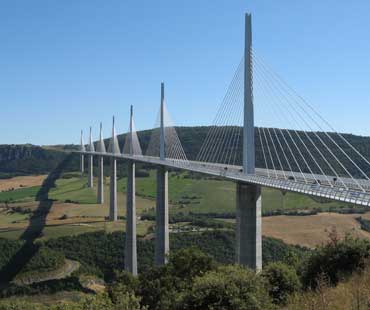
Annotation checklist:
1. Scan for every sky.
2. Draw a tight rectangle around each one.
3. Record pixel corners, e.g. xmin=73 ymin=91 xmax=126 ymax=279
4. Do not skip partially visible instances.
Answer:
xmin=1 ymin=0 xmax=370 ymax=145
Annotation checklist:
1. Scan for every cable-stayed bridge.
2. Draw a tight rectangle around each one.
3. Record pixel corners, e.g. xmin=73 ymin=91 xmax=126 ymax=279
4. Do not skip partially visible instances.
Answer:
xmin=74 ymin=13 xmax=370 ymax=276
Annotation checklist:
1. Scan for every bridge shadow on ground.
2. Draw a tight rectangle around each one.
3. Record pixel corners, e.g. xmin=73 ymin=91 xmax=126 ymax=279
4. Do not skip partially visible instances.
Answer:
xmin=0 ymin=155 xmax=73 ymax=285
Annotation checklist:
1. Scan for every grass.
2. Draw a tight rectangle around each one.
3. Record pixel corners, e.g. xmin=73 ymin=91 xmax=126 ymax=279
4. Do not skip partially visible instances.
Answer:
xmin=126 ymin=170 xmax=351 ymax=215
xmin=0 ymin=210 xmax=29 ymax=226
xmin=0 ymin=171 xmax=352 ymax=215
xmin=45 ymin=171 xmax=353 ymax=216
xmin=0 ymin=291 xmax=87 ymax=306
xmin=0 ymin=186 xmax=41 ymax=203
xmin=0 ymin=171 xmax=356 ymax=243
xmin=49 ymin=178 xmax=97 ymax=204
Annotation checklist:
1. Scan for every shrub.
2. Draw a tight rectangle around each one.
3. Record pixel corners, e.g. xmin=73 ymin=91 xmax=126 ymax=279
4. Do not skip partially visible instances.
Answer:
xmin=136 ymin=170 xmax=150 ymax=178
xmin=301 ymin=234 xmax=370 ymax=288
xmin=177 ymin=265 xmax=274 ymax=309
xmin=262 ymin=262 xmax=301 ymax=305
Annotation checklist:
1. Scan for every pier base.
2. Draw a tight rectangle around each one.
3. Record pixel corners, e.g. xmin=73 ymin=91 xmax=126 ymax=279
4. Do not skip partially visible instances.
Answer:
xmin=155 ymin=166 xmax=169 ymax=266
xmin=97 ymin=156 xmax=104 ymax=204
xmin=236 ymin=182 xmax=262 ymax=271
xmin=109 ymin=158 xmax=117 ymax=221
xmin=125 ymin=161 xmax=137 ymax=276
xmin=88 ymin=155 xmax=93 ymax=188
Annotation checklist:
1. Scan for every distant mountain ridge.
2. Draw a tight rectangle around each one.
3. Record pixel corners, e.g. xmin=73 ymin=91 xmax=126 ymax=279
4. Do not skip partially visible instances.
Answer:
xmin=0 ymin=126 xmax=369 ymax=178
xmin=0 ymin=144 xmax=70 ymax=178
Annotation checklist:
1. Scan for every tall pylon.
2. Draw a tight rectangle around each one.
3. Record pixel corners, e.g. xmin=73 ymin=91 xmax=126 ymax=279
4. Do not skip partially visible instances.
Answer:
xmin=109 ymin=116 xmax=119 ymax=221
xmin=125 ymin=105 xmax=138 ymax=276
xmin=97 ymin=122 xmax=106 ymax=204
xmin=155 ymin=82 xmax=169 ymax=266
xmin=80 ymin=130 xmax=85 ymax=175
xmin=236 ymin=13 xmax=262 ymax=271
xmin=87 ymin=126 xmax=95 ymax=188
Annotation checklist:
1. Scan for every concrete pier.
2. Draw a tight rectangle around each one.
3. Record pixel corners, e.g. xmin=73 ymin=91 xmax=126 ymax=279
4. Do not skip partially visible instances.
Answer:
xmin=87 ymin=127 xmax=95 ymax=188
xmin=97 ymin=122 xmax=106 ymax=204
xmin=125 ymin=160 xmax=137 ymax=275
xmin=109 ymin=157 xmax=117 ymax=221
xmin=154 ymin=83 xmax=169 ymax=266
xmin=80 ymin=130 xmax=85 ymax=175
xmin=236 ymin=13 xmax=262 ymax=271
xmin=236 ymin=182 xmax=262 ymax=271
xmin=97 ymin=156 xmax=104 ymax=204
xmin=155 ymin=165 xmax=169 ymax=265
xmin=88 ymin=155 xmax=93 ymax=188
xmin=108 ymin=117 xmax=119 ymax=222
xmin=80 ymin=154 xmax=84 ymax=175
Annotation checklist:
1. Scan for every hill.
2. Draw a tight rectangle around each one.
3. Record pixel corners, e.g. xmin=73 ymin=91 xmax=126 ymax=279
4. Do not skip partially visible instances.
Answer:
xmin=0 ymin=145 xmax=77 ymax=179
xmin=1 ymin=126 xmax=370 ymax=178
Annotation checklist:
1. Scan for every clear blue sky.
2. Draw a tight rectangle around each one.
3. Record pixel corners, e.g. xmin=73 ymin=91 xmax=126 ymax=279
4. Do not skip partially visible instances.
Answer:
xmin=1 ymin=0 xmax=370 ymax=145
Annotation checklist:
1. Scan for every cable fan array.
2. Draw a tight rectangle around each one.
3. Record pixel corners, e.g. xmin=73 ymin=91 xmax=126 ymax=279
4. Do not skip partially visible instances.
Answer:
xmin=122 ymin=118 xmax=143 ymax=156
xmin=196 ymin=51 xmax=370 ymax=192
xmin=145 ymin=100 xmax=188 ymax=165
xmin=196 ymin=58 xmax=244 ymax=167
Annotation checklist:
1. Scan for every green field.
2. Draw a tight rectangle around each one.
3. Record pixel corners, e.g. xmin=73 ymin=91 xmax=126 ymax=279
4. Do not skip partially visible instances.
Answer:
xmin=49 ymin=177 xmax=97 ymax=204
xmin=0 ymin=170 xmax=355 ymax=242
xmin=0 ymin=186 xmax=41 ymax=203
xmin=123 ymin=170 xmax=351 ymax=215
xmin=0 ymin=170 xmax=352 ymax=216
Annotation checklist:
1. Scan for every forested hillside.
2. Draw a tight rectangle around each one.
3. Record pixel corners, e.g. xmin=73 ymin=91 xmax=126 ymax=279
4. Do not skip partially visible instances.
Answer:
xmin=1 ymin=126 xmax=370 ymax=178
xmin=0 ymin=145 xmax=77 ymax=178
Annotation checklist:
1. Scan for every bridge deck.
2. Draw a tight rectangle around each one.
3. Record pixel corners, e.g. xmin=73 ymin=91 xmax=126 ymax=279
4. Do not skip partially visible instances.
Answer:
xmin=77 ymin=151 xmax=370 ymax=207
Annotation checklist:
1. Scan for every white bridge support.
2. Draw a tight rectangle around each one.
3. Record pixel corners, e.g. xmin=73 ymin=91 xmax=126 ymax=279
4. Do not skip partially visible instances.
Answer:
xmin=155 ymin=82 xmax=169 ymax=265
xmin=97 ymin=123 xmax=106 ymax=204
xmin=236 ymin=182 xmax=262 ymax=270
xmin=109 ymin=117 xmax=119 ymax=221
xmin=80 ymin=130 xmax=85 ymax=175
xmin=87 ymin=127 xmax=94 ymax=188
xmin=98 ymin=156 xmax=104 ymax=204
xmin=88 ymin=155 xmax=93 ymax=188
xmin=236 ymin=13 xmax=262 ymax=271
xmin=110 ymin=158 xmax=118 ymax=221
xmin=125 ymin=106 xmax=138 ymax=275
xmin=80 ymin=154 xmax=84 ymax=175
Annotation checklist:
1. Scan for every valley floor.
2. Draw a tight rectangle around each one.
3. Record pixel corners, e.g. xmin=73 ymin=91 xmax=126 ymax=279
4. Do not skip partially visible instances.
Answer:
xmin=0 ymin=171 xmax=369 ymax=247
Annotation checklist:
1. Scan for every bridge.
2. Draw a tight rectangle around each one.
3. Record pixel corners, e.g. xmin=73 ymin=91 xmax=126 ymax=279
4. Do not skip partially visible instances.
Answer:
xmin=74 ymin=13 xmax=370 ymax=276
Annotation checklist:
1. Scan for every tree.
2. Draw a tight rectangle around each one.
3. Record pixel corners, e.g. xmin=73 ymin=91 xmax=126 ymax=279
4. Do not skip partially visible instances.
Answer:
xmin=139 ymin=248 xmax=217 ymax=309
xmin=168 ymin=247 xmax=217 ymax=284
xmin=301 ymin=235 xmax=370 ymax=288
xmin=261 ymin=262 xmax=301 ymax=305
xmin=177 ymin=265 xmax=275 ymax=310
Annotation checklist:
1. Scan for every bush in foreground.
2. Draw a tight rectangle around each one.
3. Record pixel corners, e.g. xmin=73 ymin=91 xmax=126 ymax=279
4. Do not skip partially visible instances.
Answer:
xmin=301 ymin=234 xmax=370 ymax=288
xmin=262 ymin=262 xmax=301 ymax=305
xmin=177 ymin=265 xmax=275 ymax=310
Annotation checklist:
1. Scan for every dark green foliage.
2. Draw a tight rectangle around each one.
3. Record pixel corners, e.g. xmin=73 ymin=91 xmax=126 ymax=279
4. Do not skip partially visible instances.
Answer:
xmin=0 ymin=292 xmax=142 ymax=310
xmin=20 ymin=247 xmax=65 ymax=274
xmin=261 ymin=262 xmax=301 ymax=305
xmin=138 ymin=248 xmax=217 ymax=309
xmin=356 ymin=216 xmax=370 ymax=232
xmin=2 ymin=126 xmax=370 ymax=179
xmin=262 ymin=236 xmax=308 ymax=266
xmin=0 ymin=277 xmax=86 ymax=298
xmin=42 ymin=230 xmax=306 ymax=282
xmin=108 ymin=271 xmax=141 ymax=308
xmin=0 ymin=145 xmax=78 ymax=177
xmin=168 ymin=247 xmax=217 ymax=283
xmin=0 ymin=238 xmax=24 ymax=270
xmin=44 ymin=231 xmax=127 ymax=279
xmin=177 ymin=265 xmax=275 ymax=310
xmin=136 ymin=169 xmax=150 ymax=177
xmin=301 ymin=235 xmax=370 ymax=288
xmin=170 ymin=231 xmax=235 ymax=264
